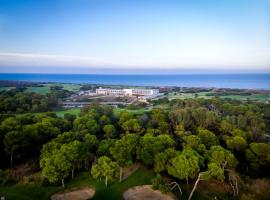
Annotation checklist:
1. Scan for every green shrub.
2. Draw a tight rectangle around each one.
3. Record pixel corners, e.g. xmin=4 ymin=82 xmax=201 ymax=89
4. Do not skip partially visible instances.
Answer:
xmin=18 ymin=173 xmax=44 ymax=186
xmin=0 ymin=169 xmax=13 ymax=185
xmin=151 ymin=174 xmax=170 ymax=193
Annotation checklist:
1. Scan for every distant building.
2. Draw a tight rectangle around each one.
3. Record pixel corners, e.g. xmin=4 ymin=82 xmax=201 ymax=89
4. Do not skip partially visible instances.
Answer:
xmin=123 ymin=88 xmax=159 ymax=96
xmin=96 ymin=87 xmax=159 ymax=97
xmin=96 ymin=88 xmax=125 ymax=95
xmin=78 ymin=90 xmax=96 ymax=96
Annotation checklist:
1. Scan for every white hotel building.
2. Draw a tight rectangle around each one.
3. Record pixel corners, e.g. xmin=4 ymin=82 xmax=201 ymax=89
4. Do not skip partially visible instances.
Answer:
xmin=96 ymin=87 xmax=159 ymax=97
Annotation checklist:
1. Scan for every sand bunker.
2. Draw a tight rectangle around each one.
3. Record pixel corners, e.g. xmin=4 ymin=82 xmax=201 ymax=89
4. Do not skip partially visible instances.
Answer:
xmin=123 ymin=185 xmax=175 ymax=200
xmin=51 ymin=187 xmax=95 ymax=200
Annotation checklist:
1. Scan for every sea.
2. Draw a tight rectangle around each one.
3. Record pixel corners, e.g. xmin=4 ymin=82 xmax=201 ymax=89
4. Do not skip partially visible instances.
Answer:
xmin=0 ymin=73 xmax=270 ymax=90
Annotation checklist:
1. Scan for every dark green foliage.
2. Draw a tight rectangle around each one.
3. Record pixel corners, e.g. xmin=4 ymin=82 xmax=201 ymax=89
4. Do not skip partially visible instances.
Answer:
xmin=0 ymin=95 xmax=269 ymax=197
xmin=197 ymin=129 xmax=219 ymax=149
xmin=97 ymin=139 xmax=116 ymax=157
xmin=136 ymin=134 xmax=175 ymax=165
xmin=91 ymin=156 xmax=119 ymax=186
xmin=154 ymin=148 xmax=179 ymax=173
xmin=151 ymin=174 xmax=170 ymax=193
xmin=110 ymin=134 xmax=139 ymax=167
xmin=103 ymin=124 xmax=116 ymax=138
xmin=0 ymin=89 xmax=59 ymax=113
xmin=245 ymin=143 xmax=270 ymax=173
xmin=226 ymin=136 xmax=247 ymax=151
xmin=122 ymin=119 xmax=142 ymax=134
xmin=0 ymin=169 xmax=13 ymax=185
xmin=0 ymin=114 xmax=71 ymax=168
xmin=167 ymin=148 xmax=202 ymax=182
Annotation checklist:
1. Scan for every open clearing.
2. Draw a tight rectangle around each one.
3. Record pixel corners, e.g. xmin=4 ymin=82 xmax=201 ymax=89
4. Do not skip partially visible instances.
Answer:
xmin=167 ymin=92 xmax=212 ymax=100
xmin=123 ymin=185 xmax=175 ymax=200
xmin=166 ymin=92 xmax=270 ymax=102
xmin=51 ymin=187 xmax=95 ymax=200
xmin=55 ymin=108 xmax=81 ymax=117
xmin=25 ymin=86 xmax=50 ymax=94
xmin=0 ymin=86 xmax=16 ymax=91
xmin=0 ymin=168 xmax=154 ymax=200
xmin=114 ymin=108 xmax=150 ymax=115
xmin=24 ymin=83 xmax=81 ymax=94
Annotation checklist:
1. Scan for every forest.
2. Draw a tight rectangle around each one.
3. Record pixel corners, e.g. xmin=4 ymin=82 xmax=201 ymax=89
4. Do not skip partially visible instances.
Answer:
xmin=0 ymin=85 xmax=74 ymax=113
xmin=0 ymin=88 xmax=270 ymax=200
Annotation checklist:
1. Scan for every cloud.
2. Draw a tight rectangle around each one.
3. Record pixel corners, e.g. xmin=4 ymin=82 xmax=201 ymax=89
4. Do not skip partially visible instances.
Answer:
xmin=0 ymin=51 xmax=269 ymax=73
xmin=0 ymin=52 xmax=112 ymax=67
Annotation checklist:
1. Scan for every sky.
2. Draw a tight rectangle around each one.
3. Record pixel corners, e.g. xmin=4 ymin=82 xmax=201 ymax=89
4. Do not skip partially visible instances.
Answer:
xmin=0 ymin=0 xmax=270 ymax=74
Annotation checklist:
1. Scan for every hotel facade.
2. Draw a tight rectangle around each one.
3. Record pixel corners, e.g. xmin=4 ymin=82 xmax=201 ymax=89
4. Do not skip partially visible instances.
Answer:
xmin=96 ymin=87 xmax=159 ymax=97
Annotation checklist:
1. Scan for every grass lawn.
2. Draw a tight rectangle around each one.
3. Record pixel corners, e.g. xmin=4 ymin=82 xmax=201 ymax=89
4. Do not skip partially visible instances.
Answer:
xmin=12 ymin=108 xmax=81 ymax=118
xmin=60 ymin=83 xmax=81 ymax=92
xmin=167 ymin=92 xmax=212 ymax=100
xmin=0 ymin=87 xmax=16 ymax=91
xmin=24 ymin=86 xmax=50 ymax=94
xmin=44 ymin=83 xmax=81 ymax=92
xmin=219 ymin=93 xmax=270 ymax=102
xmin=153 ymin=104 xmax=170 ymax=110
xmin=114 ymin=108 xmax=150 ymax=115
xmin=0 ymin=183 xmax=60 ymax=200
xmin=90 ymin=168 xmax=154 ymax=200
xmin=55 ymin=108 xmax=81 ymax=117
xmin=167 ymin=92 xmax=270 ymax=102
xmin=0 ymin=168 xmax=154 ymax=200
xmin=24 ymin=83 xmax=81 ymax=94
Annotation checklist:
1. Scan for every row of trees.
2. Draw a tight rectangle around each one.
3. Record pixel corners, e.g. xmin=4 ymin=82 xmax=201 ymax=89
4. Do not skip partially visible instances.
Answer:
xmin=40 ymin=132 xmax=98 ymax=187
xmin=40 ymin=102 xmax=270 ymax=189
xmin=0 ymin=113 xmax=71 ymax=168
xmin=0 ymin=89 xmax=59 ymax=113
xmin=1 ymin=98 xmax=270 ymax=199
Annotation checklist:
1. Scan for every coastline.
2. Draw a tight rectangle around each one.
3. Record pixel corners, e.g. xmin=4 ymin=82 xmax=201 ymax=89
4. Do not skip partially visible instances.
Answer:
xmin=0 ymin=73 xmax=270 ymax=90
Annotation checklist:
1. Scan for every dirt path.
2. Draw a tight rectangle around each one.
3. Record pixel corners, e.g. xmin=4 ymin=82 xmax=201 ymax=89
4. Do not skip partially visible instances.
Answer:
xmin=123 ymin=185 xmax=175 ymax=200
xmin=122 ymin=163 xmax=141 ymax=180
xmin=51 ymin=187 xmax=95 ymax=200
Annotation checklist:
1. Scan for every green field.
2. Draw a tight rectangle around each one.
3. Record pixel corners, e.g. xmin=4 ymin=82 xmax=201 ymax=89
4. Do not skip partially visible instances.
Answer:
xmin=24 ymin=83 xmax=81 ymax=94
xmin=92 ymin=168 xmax=154 ymax=199
xmin=114 ymin=108 xmax=151 ymax=115
xmin=55 ymin=108 xmax=81 ymax=117
xmin=0 ymin=87 xmax=16 ymax=91
xmin=167 ymin=92 xmax=270 ymax=102
xmin=219 ymin=93 xmax=270 ymax=102
xmin=13 ymin=108 xmax=81 ymax=118
xmin=24 ymin=86 xmax=51 ymax=94
xmin=0 ymin=168 xmax=154 ymax=200
xmin=167 ymin=92 xmax=212 ymax=100
xmin=44 ymin=83 xmax=81 ymax=92
xmin=60 ymin=83 xmax=81 ymax=92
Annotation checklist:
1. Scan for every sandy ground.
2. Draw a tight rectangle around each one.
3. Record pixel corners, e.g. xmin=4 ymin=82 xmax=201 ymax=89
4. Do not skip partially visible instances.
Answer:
xmin=51 ymin=187 xmax=95 ymax=200
xmin=123 ymin=185 xmax=175 ymax=200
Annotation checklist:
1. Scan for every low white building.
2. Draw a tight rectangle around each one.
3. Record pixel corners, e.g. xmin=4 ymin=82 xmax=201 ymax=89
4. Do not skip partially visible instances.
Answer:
xmin=78 ymin=90 xmax=96 ymax=96
xmin=123 ymin=88 xmax=159 ymax=96
xmin=96 ymin=88 xmax=125 ymax=95
xmin=96 ymin=87 xmax=159 ymax=97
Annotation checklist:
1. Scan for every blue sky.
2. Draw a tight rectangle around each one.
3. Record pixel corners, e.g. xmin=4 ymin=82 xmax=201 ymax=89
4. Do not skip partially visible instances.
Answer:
xmin=0 ymin=0 xmax=269 ymax=73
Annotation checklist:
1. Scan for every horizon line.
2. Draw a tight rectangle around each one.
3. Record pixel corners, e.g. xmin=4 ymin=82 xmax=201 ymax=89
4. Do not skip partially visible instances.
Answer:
xmin=0 ymin=71 xmax=270 ymax=75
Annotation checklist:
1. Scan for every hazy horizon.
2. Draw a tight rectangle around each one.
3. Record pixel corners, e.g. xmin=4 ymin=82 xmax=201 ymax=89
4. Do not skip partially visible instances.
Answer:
xmin=0 ymin=68 xmax=270 ymax=75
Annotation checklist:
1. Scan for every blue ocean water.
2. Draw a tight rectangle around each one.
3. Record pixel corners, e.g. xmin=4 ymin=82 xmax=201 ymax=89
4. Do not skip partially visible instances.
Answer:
xmin=0 ymin=73 xmax=269 ymax=89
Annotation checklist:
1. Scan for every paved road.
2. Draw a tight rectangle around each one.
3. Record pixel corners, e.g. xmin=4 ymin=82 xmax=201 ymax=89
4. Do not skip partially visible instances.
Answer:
xmin=62 ymin=101 xmax=132 ymax=108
